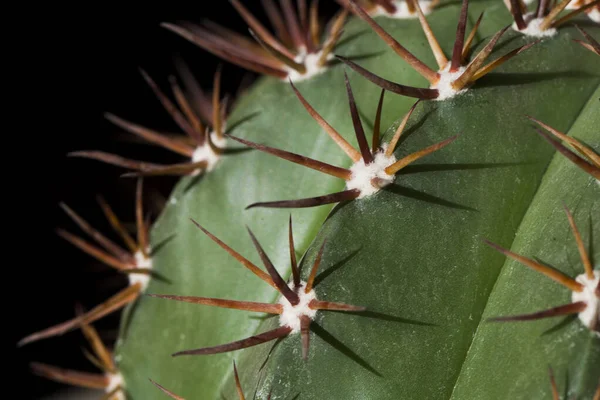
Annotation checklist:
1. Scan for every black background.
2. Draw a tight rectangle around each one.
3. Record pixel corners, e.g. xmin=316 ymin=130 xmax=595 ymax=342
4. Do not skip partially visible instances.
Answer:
xmin=16 ymin=2 xmax=338 ymax=399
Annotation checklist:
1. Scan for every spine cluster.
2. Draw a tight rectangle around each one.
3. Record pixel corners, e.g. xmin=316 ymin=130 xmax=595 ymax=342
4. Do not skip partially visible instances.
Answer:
xmin=19 ymin=1 xmax=599 ymax=399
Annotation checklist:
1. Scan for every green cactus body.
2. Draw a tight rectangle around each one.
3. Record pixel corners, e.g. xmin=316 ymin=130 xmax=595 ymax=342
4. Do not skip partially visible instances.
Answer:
xmin=23 ymin=0 xmax=600 ymax=399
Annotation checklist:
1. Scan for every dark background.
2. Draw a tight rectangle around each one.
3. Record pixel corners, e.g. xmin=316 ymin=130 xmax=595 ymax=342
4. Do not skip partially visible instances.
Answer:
xmin=16 ymin=2 xmax=338 ymax=399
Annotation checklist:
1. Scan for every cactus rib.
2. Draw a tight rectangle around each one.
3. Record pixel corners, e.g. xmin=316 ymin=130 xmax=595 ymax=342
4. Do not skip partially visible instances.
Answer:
xmin=71 ymin=64 xmax=230 ymax=177
xmin=161 ymin=1 xmax=348 ymax=81
xmin=485 ymin=206 xmax=599 ymax=332
xmin=147 ymin=217 xmax=365 ymax=360
xmin=231 ymin=74 xmax=456 ymax=210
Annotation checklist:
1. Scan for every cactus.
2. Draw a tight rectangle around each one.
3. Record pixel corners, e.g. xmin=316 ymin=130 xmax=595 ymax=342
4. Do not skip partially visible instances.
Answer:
xmin=21 ymin=0 xmax=599 ymax=399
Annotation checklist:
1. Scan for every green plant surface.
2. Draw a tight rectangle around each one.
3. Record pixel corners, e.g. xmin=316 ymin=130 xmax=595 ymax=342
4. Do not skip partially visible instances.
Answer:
xmin=449 ymin=85 xmax=600 ymax=400
xmin=227 ymin=41 xmax=599 ymax=399
xmin=113 ymin=6 xmax=467 ymax=397
xmin=114 ymin=2 xmax=600 ymax=398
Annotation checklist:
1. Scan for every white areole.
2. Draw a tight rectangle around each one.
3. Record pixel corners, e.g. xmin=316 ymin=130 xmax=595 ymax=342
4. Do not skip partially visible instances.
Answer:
xmin=346 ymin=145 xmax=397 ymax=198
xmin=129 ymin=250 xmax=153 ymax=291
xmin=431 ymin=64 xmax=468 ymax=101
xmin=512 ymin=14 xmax=557 ymax=38
xmin=278 ymin=281 xmax=318 ymax=333
xmin=572 ymin=270 xmax=599 ymax=333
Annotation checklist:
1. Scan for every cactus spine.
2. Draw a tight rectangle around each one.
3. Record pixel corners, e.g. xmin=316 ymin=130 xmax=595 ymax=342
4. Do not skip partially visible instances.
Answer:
xmin=21 ymin=0 xmax=599 ymax=399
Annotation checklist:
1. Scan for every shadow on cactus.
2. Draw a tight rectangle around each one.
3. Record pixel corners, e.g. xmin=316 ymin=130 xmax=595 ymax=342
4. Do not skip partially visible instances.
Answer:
xmin=147 ymin=216 xmax=366 ymax=360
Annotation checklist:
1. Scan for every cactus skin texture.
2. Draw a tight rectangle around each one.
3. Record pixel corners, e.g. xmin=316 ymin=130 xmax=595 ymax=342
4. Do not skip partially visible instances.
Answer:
xmin=22 ymin=0 xmax=600 ymax=399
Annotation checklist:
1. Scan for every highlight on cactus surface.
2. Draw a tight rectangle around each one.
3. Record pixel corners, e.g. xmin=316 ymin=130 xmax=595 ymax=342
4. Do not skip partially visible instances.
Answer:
xmin=70 ymin=64 xmax=232 ymax=178
xmin=161 ymin=0 xmax=348 ymax=81
xmin=19 ymin=179 xmax=152 ymax=347
xmin=485 ymin=206 xmax=599 ymax=333
xmin=229 ymin=74 xmax=457 ymax=209
xmin=30 ymin=320 xmax=125 ymax=400
xmin=336 ymin=0 xmax=540 ymax=100
xmin=147 ymin=216 xmax=366 ymax=360
xmin=504 ymin=0 xmax=600 ymax=37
